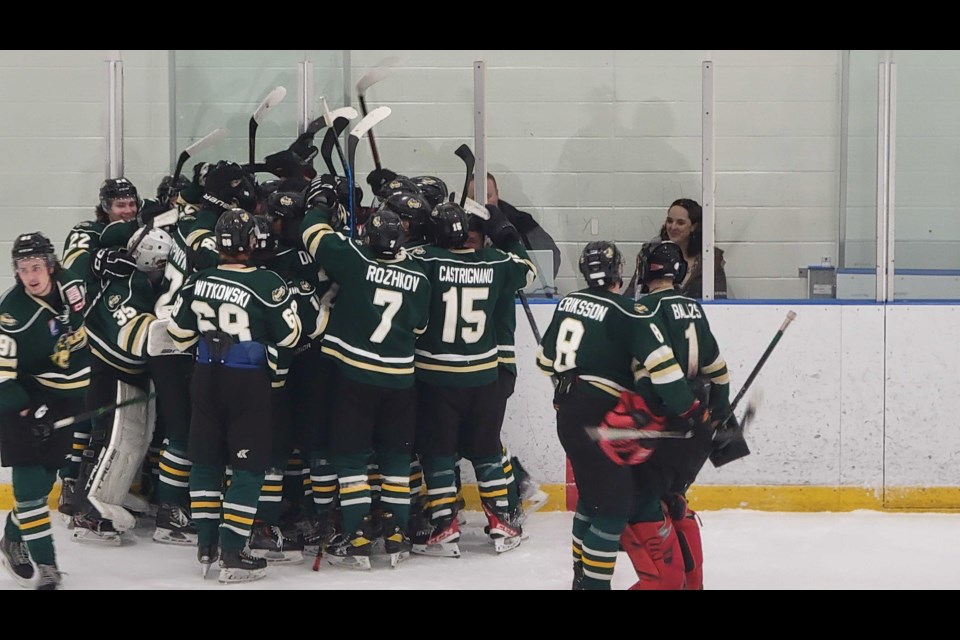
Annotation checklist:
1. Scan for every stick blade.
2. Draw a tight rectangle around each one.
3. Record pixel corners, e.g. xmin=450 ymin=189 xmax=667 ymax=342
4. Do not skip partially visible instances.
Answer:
xmin=184 ymin=127 xmax=229 ymax=156
xmin=253 ymin=86 xmax=287 ymax=124
xmin=349 ymin=106 xmax=392 ymax=140
xmin=356 ymin=56 xmax=401 ymax=95
xmin=454 ymin=143 xmax=474 ymax=164
xmin=463 ymin=197 xmax=490 ymax=220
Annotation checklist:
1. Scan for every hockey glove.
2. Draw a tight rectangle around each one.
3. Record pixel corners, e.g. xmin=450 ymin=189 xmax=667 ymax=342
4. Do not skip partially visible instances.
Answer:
xmin=306 ymin=174 xmax=340 ymax=209
xmin=28 ymin=404 xmax=55 ymax=443
xmin=482 ymin=204 xmax=521 ymax=248
xmin=337 ymin=178 xmax=363 ymax=210
xmin=366 ymin=167 xmax=398 ymax=196
xmin=92 ymin=248 xmax=136 ymax=280
xmin=596 ymin=390 xmax=666 ymax=466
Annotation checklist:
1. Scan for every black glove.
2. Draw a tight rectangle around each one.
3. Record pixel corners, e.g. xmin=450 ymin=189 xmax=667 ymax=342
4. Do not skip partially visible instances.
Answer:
xmin=336 ymin=178 xmax=363 ymax=209
xmin=28 ymin=404 xmax=56 ymax=443
xmin=92 ymin=247 xmax=136 ymax=280
xmin=366 ymin=168 xmax=398 ymax=195
xmin=264 ymin=149 xmax=316 ymax=180
xmin=482 ymin=204 xmax=521 ymax=248
xmin=201 ymin=160 xmax=256 ymax=212
xmin=137 ymin=200 xmax=167 ymax=228
xmin=306 ymin=174 xmax=340 ymax=209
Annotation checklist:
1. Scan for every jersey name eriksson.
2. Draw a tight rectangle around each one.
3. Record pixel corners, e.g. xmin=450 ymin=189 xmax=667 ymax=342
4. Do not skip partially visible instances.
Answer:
xmin=558 ymin=297 xmax=609 ymax=322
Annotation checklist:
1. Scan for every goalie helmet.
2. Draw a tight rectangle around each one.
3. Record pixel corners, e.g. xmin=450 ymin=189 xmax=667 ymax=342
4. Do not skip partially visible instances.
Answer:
xmin=127 ymin=226 xmax=174 ymax=273
xmin=579 ymin=241 xmax=623 ymax=289
xmin=100 ymin=178 xmax=140 ymax=211
xmin=411 ymin=176 xmax=449 ymax=209
xmin=429 ymin=202 xmax=469 ymax=249
xmin=215 ymin=208 xmax=258 ymax=255
xmin=363 ymin=210 xmax=404 ymax=259
xmin=379 ymin=192 xmax=432 ymax=241
xmin=638 ymin=239 xmax=686 ymax=286
xmin=12 ymin=232 xmax=57 ymax=272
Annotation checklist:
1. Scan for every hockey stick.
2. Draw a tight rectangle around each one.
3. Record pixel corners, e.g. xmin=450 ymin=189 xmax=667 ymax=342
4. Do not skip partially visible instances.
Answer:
xmin=53 ymin=392 xmax=158 ymax=431
xmin=356 ymin=56 xmax=400 ymax=170
xmin=172 ymin=127 xmax=229 ymax=186
xmin=346 ymin=106 xmax=392 ymax=234
xmin=454 ymin=144 xmax=475 ymax=208
xmin=319 ymin=107 xmax=358 ymax=176
xmin=586 ymin=311 xmax=796 ymax=443
xmin=248 ymin=86 xmax=287 ymax=165
xmin=321 ymin=97 xmax=352 ymax=177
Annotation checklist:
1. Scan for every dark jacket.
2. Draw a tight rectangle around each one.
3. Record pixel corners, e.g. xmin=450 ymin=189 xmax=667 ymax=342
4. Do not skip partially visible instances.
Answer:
xmin=498 ymin=199 xmax=561 ymax=279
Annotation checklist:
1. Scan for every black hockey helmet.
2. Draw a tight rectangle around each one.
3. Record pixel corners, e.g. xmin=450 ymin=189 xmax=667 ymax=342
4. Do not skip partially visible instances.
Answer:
xmin=638 ymin=239 xmax=687 ymax=285
xmin=266 ymin=191 xmax=308 ymax=248
xmin=100 ymin=177 xmax=140 ymax=211
xmin=378 ymin=175 xmax=420 ymax=199
xmin=579 ymin=240 xmax=623 ymax=289
xmin=156 ymin=174 xmax=191 ymax=205
xmin=380 ymin=192 xmax=432 ymax=240
xmin=429 ymin=202 xmax=469 ymax=249
xmin=411 ymin=176 xmax=449 ymax=209
xmin=214 ymin=208 xmax=258 ymax=255
xmin=363 ymin=209 xmax=404 ymax=259
xmin=12 ymin=231 xmax=57 ymax=270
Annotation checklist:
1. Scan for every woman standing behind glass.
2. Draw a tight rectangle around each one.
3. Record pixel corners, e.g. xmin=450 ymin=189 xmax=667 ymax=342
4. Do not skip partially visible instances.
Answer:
xmin=624 ymin=198 xmax=728 ymax=299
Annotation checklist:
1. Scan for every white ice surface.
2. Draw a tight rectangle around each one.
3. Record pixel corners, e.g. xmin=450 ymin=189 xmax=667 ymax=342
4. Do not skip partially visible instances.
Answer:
xmin=2 ymin=509 xmax=958 ymax=590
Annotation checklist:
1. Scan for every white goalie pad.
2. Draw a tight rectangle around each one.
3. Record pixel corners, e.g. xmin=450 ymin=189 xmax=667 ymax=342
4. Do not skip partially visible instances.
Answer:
xmin=87 ymin=381 xmax=156 ymax=532
xmin=146 ymin=317 xmax=182 ymax=357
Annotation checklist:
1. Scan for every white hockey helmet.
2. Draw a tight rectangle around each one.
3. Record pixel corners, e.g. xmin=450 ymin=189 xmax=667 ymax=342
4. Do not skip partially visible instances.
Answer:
xmin=127 ymin=226 xmax=173 ymax=273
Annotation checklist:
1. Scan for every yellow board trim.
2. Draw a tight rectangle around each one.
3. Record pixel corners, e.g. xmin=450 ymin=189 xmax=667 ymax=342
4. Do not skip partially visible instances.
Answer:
xmin=8 ymin=483 xmax=960 ymax=513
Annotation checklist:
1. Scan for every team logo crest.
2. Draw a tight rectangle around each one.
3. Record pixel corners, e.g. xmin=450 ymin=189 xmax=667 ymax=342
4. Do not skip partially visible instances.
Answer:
xmin=0 ymin=314 xmax=17 ymax=328
xmin=388 ymin=180 xmax=402 ymax=189
xmin=299 ymin=280 xmax=313 ymax=293
xmin=408 ymin=198 xmax=422 ymax=208
xmin=604 ymin=246 xmax=615 ymax=259
xmin=107 ymin=294 xmax=121 ymax=310
xmin=372 ymin=216 xmax=382 ymax=228
xmin=280 ymin=195 xmax=293 ymax=206
xmin=634 ymin=304 xmax=648 ymax=314
xmin=272 ymin=287 xmax=285 ymax=302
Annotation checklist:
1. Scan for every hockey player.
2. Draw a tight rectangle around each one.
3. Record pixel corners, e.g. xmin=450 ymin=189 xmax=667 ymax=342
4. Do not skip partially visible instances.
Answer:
xmin=606 ymin=240 xmax=732 ymax=590
xmin=57 ymin=178 xmax=139 ymax=510
xmin=167 ymin=208 xmax=301 ymax=584
xmin=537 ymin=241 xmax=700 ymax=589
xmin=408 ymin=202 xmax=535 ymax=557
xmin=301 ymin=190 xmax=431 ymax=570
xmin=0 ymin=233 xmax=90 ymax=590
xmin=74 ymin=226 xmax=172 ymax=543
xmin=63 ymin=178 xmax=140 ymax=295
xmin=410 ymin=176 xmax=448 ymax=210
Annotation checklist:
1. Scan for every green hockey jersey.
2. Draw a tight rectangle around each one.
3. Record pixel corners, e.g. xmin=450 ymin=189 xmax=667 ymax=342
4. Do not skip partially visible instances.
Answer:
xmin=62 ymin=219 xmax=105 ymax=297
xmin=168 ymin=264 xmax=301 ymax=387
xmin=0 ymin=269 xmax=90 ymax=411
xmin=301 ymin=208 xmax=431 ymax=388
xmin=410 ymin=242 xmax=535 ymax=388
xmin=84 ymin=270 xmax=161 ymax=375
xmin=632 ymin=288 xmax=730 ymax=416
xmin=264 ymin=245 xmax=331 ymax=349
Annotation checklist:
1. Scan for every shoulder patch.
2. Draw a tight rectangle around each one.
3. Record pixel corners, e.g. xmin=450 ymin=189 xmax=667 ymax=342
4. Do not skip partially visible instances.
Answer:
xmin=634 ymin=304 xmax=648 ymax=314
xmin=0 ymin=313 xmax=17 ymax=328
xmin=107 ymin=294 xmax=121 ymax=310
xmin=299 ymin=280 xmax=313 ymax=293
xmin=409 ymin=246 xmax=426 ymax=257
xmin=272 ymin=286 xmax=286 ymax=302
xmin=64 ymin=284 xmax=84 ymax=312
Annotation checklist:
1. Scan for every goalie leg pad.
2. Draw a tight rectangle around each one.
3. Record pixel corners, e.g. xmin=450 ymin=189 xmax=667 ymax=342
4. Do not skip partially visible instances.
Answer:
xmin=673 ymin=510 xmax=704 ymax=590
xmin=87 ymin=381 xmax=156 ymax=532
xmin=620 ymin=517 xmax=685 ymax=590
